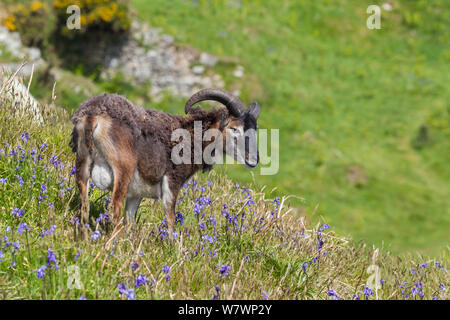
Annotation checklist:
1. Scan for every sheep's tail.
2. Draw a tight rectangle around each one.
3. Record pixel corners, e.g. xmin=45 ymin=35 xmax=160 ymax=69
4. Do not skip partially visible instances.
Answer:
xmin=69 ymin=115 xmax=95 ymax=154
xmin=69 ymin=126 xmax=78 ymax=153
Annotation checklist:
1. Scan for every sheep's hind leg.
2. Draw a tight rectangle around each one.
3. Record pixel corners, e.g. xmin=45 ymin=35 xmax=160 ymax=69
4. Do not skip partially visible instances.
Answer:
xmin=75 ymin=150 xmax=92 ymax=241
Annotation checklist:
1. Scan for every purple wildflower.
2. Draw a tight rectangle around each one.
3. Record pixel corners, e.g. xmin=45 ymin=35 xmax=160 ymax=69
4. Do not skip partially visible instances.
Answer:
xmin=302 ymin=262 xmax=308 ymax=272
xmin=131 ymin=261 xmax=139 ymax=272
xmin=134 ymin=274 xmax=148 ymax=288
xmin=363 ymin=286 xmax=374 ymax=299
xmin=328 ymin=289 xmax=339 ymax=300
xmin=20 ymin=133 xmax=30 ymax=143
xmin=37 ymin=265 xmax=46 ymax=279
xmin=46 ymin=248 xmax=59 ymax=269
xmin=75 ymin=251 xmax=82 ymax=261
xmin=219 ymin=264 xmax=231 ymax=277
xmin=117 ymin=283 xmax=127 ymax=295
xmin=162 ymin=264 xmax=171 ymax=281
xmin=10 ymin=208 xmax=25 ymax=217
xmin=91 ymin=230 xmax=101 ymax=241
xmin=17 ymin=223 xmax=30 ymax=235
xmin=125 ymin=289 xmax=136 ymax=300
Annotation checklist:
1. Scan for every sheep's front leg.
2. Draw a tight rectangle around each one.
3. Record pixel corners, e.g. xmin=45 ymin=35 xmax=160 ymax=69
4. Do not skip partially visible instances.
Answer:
xmin=161 ymin=176 xmax=178 ymax=239
xmin=125 ymin=196 xmax=142 ymax=225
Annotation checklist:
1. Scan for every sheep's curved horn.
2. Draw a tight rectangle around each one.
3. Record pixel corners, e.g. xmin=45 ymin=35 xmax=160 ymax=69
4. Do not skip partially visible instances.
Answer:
xmin=185 ymin=89 xmax=245 ymax=117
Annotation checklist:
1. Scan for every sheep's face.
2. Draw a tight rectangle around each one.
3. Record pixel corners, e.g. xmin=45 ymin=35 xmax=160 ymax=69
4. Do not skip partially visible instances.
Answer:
xmin=223 ymin=102 xmax=261 ymax=168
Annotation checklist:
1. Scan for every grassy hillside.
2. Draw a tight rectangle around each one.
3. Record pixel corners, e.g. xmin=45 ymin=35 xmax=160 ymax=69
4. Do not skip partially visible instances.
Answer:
xmin=0 ymin=79 xmax=448 ymax=299
xmin=130 ymin=0 xmax=450 ymax=256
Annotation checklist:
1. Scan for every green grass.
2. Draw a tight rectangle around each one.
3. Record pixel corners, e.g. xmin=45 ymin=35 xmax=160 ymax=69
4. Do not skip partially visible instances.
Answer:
xmin=130 ymin=0 xmax=450 ymax=256
xmin=0 ymin=83 xmax=448 ymax=300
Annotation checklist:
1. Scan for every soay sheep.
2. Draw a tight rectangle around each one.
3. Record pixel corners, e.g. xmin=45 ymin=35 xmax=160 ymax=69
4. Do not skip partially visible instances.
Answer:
xmin=70 ymin=89 xmax=261 ymax=239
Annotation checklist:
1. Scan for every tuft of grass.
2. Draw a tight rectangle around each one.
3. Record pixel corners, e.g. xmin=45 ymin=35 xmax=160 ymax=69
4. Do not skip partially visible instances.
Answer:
xmin=0 ymin=71 xmax=448 ymax=300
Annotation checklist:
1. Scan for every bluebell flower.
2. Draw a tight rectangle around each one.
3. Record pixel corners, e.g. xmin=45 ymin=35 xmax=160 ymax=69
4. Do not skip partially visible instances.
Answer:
xmin=75 ymin=251 xmax=82 ymax=261
xmin=17 ymin=223 xmax=30 ymax=235
xmin=175 ymin=212 xmax=184 ymax=226
xmin=91 ymin=231 xmax=101 ymax=241
xmin=12 ymin=240 xmax=20 ymax=251
xmin=117 ymin=283 xmax=127 ymax=295
xmin=20 ymin=133 xmax=30 ymax=143
xmin=77 ymin=296 xmax=87 ymax=300
xmin=261 ymin=290 xmax=270 ymax=300
xmin=219 ymin=264 xmax=231 ymax=277
xmin=162 ymin=264 xmax=171 ymax=281
xmin=46 ymin=248 xmax=59 ymax=269
xmin=327 ymin=289 xmax=339 ymax=300
xmin=37 ymin=265 xmax=46 ymax=279
xmin=125 ymin=289 xmax=136 ymax=300
xmin=318 ymin=224 xmax=330 ymax=232
xmin=363 ymin=286 xmax=374 ymax=299
xmin=70 ymin=167 xmax=76 ymax=175
xmin=134 ymin=274 xmax=148 ymax=288
xmin=40 ymin=224 xmax=56 ymax=237
xmin=131 ymin=261 xmax=139 ymax=272
xmin=208 ymin=216 xmax=217 ymax=228
xmin=302 ymin=262 xmax=308 ymax=272
xmin=3 ymin=235 xmax=11 ymax=248
xmin=10 ymin=208 xmax=25 ymax=217
xmin=0 ymin=177 xmax=7 ymax=185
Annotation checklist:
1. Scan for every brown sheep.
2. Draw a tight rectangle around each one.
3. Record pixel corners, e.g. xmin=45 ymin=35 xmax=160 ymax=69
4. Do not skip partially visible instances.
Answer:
xmin=70 ymin=89 xmax=261 ymax=240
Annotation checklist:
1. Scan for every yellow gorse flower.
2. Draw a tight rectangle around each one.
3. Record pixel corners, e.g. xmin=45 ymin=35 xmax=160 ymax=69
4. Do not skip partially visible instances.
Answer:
xmin=30 ymin=1 xmax=43 ymax=12
xmin=4 ymin=15 xmax=17 ymax=31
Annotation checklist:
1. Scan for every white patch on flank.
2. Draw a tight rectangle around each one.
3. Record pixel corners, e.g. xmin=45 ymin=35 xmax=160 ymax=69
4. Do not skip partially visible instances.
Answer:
xmin=127 ymin=169 xmax=161 ymax=199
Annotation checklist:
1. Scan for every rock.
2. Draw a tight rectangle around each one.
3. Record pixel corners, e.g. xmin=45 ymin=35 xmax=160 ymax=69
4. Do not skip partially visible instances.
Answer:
xmin=192 ymin=65 xmax=205 ymax=75
xmin=99 ymin=20 xmax=226 ymax=99
xmin=381 ymin=2 xmax=393 ymax=11
xmin=233 ymin=65 xmax=244 ymax=78
xmin=0 ymin=27 xmax=45 ymax=72
xmin=199 ymin=52 xmax=218 ymax=67
xmin=1 ymin=77 xmax=42 ymax=123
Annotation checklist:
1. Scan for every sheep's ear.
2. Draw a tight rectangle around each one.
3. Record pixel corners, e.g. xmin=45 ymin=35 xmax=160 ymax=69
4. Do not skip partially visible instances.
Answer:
xmin=219 ymin=112 xmax=230 ymax=131
xmin=248 ymin=102 xmax=261 ymax=119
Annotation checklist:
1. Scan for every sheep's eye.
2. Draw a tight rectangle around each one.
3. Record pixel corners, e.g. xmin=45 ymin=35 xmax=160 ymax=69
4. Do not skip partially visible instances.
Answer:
xmin=230 ymin=127 xmax=239 ymax=133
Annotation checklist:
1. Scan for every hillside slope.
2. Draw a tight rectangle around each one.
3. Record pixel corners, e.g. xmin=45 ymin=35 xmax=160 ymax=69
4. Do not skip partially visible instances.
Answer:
xmin=0 ymin=77 xmax=448 ymax=299
xmin=131 ymin=0 xmax=450 ymax=255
